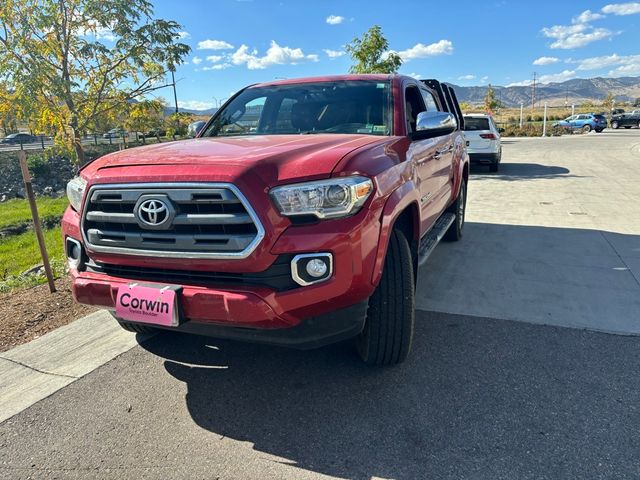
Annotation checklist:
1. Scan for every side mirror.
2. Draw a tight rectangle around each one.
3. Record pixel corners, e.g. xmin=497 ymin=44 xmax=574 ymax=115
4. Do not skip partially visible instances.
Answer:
xmin=412 ymin=111 xmax=457 ymax=140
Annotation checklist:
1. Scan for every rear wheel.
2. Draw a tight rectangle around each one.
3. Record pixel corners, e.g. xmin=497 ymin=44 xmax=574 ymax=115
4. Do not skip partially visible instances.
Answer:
xmin=356 ymin=229 xmax=414 ymax=366
xmin=582 ymin=124 xmax=592 ymax=133
xmin=444 ymin=178 xmax=467 ymax=241
xmin=611 ymin=120 xmax=619 ymax=129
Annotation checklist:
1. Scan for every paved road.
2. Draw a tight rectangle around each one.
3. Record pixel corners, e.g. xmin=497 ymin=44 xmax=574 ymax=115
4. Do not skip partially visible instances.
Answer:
xmin=1 ymin=130 xmax=640 ymax=479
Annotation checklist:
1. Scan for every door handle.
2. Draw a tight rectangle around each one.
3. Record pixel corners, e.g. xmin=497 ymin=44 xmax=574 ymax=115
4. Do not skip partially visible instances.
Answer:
xmin=434 ymin=144 xmax=453 ymax=159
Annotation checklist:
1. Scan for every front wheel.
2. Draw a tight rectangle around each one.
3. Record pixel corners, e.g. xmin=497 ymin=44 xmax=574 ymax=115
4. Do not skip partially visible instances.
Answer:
xmin=356 ymin=229 xmax=415 ymax=366
xmin=611 ymin=121 xmax=619 ymax=129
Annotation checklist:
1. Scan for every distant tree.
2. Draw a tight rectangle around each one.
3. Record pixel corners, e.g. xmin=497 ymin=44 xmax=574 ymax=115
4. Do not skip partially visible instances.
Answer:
xmin=126 ymin=99 xmax=165 ymax=138
xmin=633 ymin=98 xmax=640 ymax=108
xmin=165 ymin=111 xmax=194 ymax=138
xmin=601 ymin=92 xmax=615 ymax=111
xmin=483 ymin=85 xmax=501 ymax=114
xmin=458 ymin=101 xmax=473 ymax=112
xmin=346 ymin=26 xmax=402 ymax=74
xmin=0 ymin=83 xmax=18 ymax=136
xmin=0 ymin=0 xmax=190 ymax=163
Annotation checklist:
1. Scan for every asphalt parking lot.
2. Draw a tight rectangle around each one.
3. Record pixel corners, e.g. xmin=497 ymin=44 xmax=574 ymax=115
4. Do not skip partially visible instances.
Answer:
xmin=1 ymin=130 xmax=640 ymax=480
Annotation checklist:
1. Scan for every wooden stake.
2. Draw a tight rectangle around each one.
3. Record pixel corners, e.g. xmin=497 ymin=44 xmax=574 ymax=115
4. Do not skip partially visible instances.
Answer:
xmin=18 ymin=151 xmax=56 ymax=293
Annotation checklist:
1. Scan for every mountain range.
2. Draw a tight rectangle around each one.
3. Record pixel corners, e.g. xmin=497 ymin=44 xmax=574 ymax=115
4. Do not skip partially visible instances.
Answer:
xmin=447 ymin=76 xmax=640 ymax=108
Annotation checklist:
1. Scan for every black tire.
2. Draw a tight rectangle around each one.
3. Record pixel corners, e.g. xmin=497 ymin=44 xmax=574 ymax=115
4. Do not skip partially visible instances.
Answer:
xmin=582 ymin=124 xmax=592 ymax=133
xmin=625 ymin=126 xmax=631 ymax=129
xmin=117 ymin=320 xmax=156 ymax=334
xmin=444 ymin=178 xmax=467 ymax=241
xmin=611 ymin=121 xmax=619 ymax=129
xmin=638 ymin=121 xmax=640 ymax=129
xmin=356 ymin=229 xmax=414 ymax=366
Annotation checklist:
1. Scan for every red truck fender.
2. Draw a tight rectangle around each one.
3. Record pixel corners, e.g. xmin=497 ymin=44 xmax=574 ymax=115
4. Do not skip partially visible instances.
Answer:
xmin=371 ymin=180 xmax=420 ymax=286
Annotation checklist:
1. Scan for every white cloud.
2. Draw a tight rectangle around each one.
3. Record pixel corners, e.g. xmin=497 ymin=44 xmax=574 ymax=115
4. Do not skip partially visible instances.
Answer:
xmin=572 ymin=10 xmax=605 ymax=23
xmin=539 ymin=70 xmax=578 ymax=83
xmin=458 ymin=74 xmax=476 ymax=80
xmin=203 ymin=63 xmax=232 ymax=71
xmin=206 ymin=55 xmax=224 ymax=63
xmin=506 ymin=70 xmax=578 ymax=87
xmin=602 ymin=2 xmax=640 ymax=15
xmin=407 ymin=72 xmax=422 ymax=79
xmin=394 ymin=39 xmax=453 ymax=61
xmin=541 ymin=23 xmax=615 ymax=49
xmin=568 ymin=53 xmax=640 ymax=71
xmin=609 ymin=62 xmax=640 ymax=75
xmin=323 ymin=49 xmax=346 ymax=59
xmin=326 ymin=15 xmax=345 ymax=25
xmin=192 ymin=56 xmax=203 ymax=65
xmin=480 ymin=76 xmax=489 ymax=84
xmin=179 ymin=100 xmax=216 ymax=111
xmin=231 ymin=41 xmax=319 ymax=69
xmin=533 ymin=56 xmax=560 ymax=65
xmin=197 ymin=39 xmax=234 ymax=50
xmin=177 ymin=31 xmax=191 ymax=40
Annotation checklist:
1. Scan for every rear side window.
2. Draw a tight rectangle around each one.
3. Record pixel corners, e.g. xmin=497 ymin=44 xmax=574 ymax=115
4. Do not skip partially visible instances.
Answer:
xmin=420 ymin=89 xmax=439 ymax=111
xmin=464 ymin=117 xmax=490 ymax=131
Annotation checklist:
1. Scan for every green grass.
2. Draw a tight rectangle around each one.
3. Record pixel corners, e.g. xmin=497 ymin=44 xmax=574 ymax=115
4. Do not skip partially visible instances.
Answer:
xmin=0 ymin=226 xmax=65 ymax=282
xmin=0 ymin=196 xmax=69 ymax=230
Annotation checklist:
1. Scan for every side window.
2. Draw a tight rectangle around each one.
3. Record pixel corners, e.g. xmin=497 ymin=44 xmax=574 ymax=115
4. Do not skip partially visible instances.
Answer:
xmin=420 ymin=89 xmax=439 ymax=112
xmin=404 ymin=85 xmax=426 ymax=134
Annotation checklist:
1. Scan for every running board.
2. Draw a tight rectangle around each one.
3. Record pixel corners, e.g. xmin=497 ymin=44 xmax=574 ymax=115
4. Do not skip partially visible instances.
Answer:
xmin=417 ymin=213 xmax=456 ymax=266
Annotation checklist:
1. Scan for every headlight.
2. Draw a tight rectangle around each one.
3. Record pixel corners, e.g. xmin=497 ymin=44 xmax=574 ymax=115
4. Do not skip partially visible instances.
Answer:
xmin=66 ymin=176 xmax=87 ymax=211
xmin=270 ymin=176 xmax=373 ymax=219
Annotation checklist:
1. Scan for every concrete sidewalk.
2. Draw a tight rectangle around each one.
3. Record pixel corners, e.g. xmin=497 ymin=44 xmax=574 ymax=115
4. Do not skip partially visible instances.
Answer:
xmin=0 ymin=311 xmax=143 ymax=423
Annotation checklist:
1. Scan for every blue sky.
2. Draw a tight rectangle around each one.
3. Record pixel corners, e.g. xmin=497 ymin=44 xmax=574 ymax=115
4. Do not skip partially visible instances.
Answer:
xmin=151 ymin=1 xmax=640 ymax=110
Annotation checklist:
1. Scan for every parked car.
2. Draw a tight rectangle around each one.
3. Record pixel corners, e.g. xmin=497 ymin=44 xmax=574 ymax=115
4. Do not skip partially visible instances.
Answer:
xmin=463 ymin=114 xmax=502 ymax=172
xmin=103 ymin=128 xmax=128 ymax=139
xmin=552 ymin=113 xmax=607 ymax=133
xmin=610 ymin=110 xmax=640 ymax=129
xmin=0 ymin=133 xmax=37 ymax=145
xmin=63 ymin=74 xmax=469 ymax=366
xmin=187 ymin=121 xmax=206 ymax=137
xmin=145 ymin=128 xmax=167 ymax=138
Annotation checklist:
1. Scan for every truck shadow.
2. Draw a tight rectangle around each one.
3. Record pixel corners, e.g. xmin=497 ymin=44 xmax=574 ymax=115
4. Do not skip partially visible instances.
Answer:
xmin=139 ymin=221 xmax=640 ymax=480
xmin=471 ymin=163 xmax=577 ymax=180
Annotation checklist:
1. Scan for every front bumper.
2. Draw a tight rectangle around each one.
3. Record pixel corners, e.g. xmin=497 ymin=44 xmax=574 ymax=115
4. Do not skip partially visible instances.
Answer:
xmin=62 ymin=197 xmax=382 ymax=347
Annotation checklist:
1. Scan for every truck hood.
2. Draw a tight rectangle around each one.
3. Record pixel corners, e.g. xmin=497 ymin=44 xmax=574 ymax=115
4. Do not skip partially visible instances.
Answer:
xmin=83 ymin=134 xmax=386 ymax=185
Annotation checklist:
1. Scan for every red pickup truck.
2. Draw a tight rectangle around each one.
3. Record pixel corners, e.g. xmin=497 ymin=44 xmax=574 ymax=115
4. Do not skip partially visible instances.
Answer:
xmin=63 ymin=74 xmax=469 ymax=365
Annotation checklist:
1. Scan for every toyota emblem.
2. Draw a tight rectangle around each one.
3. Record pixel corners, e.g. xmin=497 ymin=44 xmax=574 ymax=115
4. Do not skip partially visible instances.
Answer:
xmin=138 ymin=199 xmax=169 ymax=226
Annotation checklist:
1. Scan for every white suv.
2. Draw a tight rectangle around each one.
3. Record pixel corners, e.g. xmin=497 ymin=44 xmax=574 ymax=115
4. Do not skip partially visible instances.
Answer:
xmin=463 ymin=114 xmax=502 ymax=172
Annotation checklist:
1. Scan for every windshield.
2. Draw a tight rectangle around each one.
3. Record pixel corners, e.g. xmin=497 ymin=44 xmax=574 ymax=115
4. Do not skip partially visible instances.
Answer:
xmin=202 ymin=80 xmax=392 ymax=137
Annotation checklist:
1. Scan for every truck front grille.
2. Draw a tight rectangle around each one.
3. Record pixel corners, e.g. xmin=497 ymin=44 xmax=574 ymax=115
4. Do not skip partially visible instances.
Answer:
xmin=81 ymin=183 xmax=265 ymax=259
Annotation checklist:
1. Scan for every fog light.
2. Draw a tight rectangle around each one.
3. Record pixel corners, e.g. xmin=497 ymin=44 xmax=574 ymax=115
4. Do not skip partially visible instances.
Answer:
xmin=291 ymin=253 xmax=333 ymax=286
xmin=66 ymin=237 xmax=84 ymax=269
xmin=306 ymin=258 xmax=328 ymax=278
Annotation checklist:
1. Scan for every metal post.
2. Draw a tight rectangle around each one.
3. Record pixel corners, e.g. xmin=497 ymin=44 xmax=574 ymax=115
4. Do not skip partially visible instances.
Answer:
xmin=40 ymin=135 xmax=45 ymax=149
xmin=519 ymin=103 xmax=524 ymax=128
xmin=18 ymin=151 xmax=56 ymax=293
xmin=542 ymin=103 xmax=548 ymax=137
xmin=571 ymin=104 xmax=575 ymax=116
xmin=94 ymin=133 xmax=98 ymax=146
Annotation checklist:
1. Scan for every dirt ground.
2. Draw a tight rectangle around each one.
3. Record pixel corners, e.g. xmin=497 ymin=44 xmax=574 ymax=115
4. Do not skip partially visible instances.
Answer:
xmin=0 ymin=276 xmax=96 ymax=352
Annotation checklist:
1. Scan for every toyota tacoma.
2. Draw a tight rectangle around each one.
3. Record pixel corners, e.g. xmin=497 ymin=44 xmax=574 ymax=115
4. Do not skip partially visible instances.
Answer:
xmin=63 ymin=74 xmax=469 ymax=365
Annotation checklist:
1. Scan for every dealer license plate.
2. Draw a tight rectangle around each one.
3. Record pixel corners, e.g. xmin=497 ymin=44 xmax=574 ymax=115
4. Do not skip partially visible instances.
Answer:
xmin=115 ymin=284 xmax=180 ymax=327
